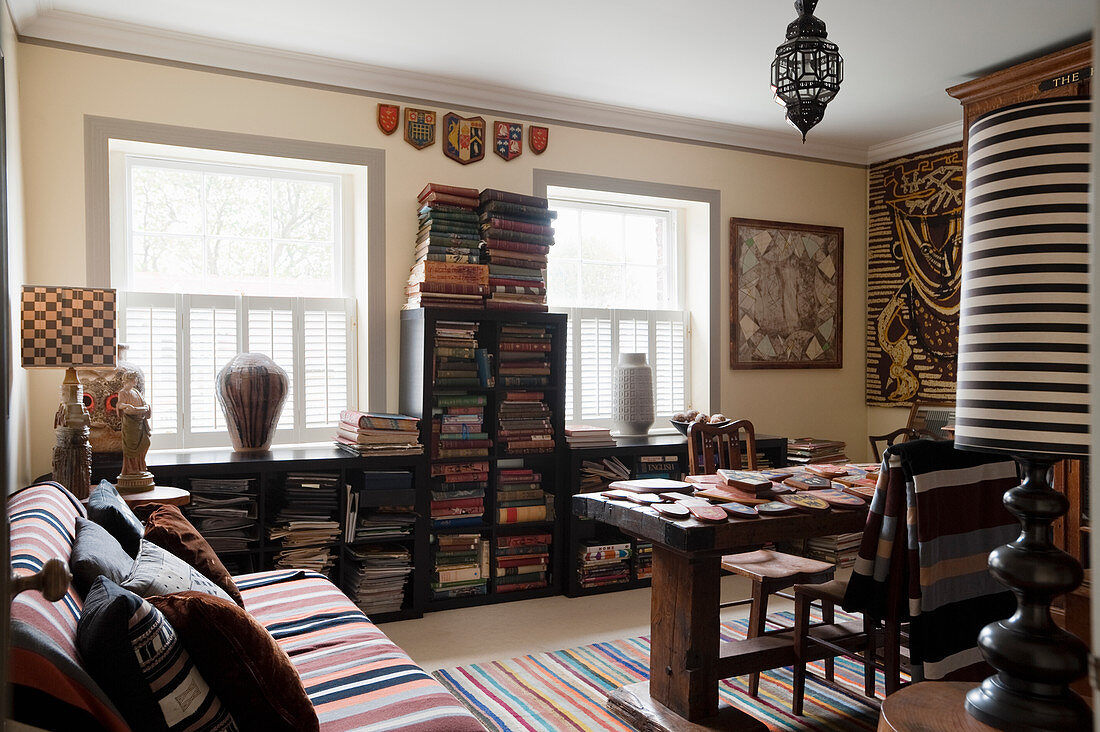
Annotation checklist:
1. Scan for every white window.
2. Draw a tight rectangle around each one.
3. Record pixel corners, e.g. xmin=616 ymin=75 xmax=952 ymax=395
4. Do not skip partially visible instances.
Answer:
xmin=547 ymin=193 xmax=690 ymax=427
xmin=109 ymin=141 xmax=358 ymax=448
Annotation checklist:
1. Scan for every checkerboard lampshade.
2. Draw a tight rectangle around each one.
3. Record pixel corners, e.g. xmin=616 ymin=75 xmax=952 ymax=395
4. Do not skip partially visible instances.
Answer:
xmin=20 ymin=286 xmax=117 ymax=368
xmin=954 ymin=97 xmax=1090 ymax=459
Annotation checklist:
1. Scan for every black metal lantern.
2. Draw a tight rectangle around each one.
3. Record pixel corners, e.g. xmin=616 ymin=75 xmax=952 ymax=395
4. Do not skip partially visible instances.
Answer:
xmin=771 ymin=0 xmax=843 ymax=142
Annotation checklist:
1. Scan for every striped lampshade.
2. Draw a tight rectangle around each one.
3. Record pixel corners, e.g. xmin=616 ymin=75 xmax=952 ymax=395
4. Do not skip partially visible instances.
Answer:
xmin=954 ymin=97 xmax=1090 ymax=459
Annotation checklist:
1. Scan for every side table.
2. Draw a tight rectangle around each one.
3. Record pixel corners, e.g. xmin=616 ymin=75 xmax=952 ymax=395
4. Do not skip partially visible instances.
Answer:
xmin=878 ymin=682 xmax=994 ymax=731
xmin=118 ymin=485 xmax=190 ymax=508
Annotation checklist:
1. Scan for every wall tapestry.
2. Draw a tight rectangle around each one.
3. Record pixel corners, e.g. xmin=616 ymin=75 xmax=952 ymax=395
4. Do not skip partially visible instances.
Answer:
xmin=729 ymin=217 xmax=843 ymax=369
xmin=866 ymin=142 xmax=964 ymax=406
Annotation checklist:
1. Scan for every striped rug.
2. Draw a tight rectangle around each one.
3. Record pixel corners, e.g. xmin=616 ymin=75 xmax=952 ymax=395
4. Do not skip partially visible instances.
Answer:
xmin=433 ymin=613 xmax=889 ymax=731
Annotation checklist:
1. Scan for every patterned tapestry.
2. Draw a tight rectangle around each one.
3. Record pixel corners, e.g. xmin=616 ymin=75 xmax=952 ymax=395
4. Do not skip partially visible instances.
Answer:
xmin=866 ymin=142 xmax=963 ymax=405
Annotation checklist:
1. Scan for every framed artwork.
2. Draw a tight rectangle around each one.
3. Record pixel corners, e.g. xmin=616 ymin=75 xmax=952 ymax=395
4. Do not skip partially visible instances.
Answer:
xmin=729 ymin=217 xmax=843 ymax=369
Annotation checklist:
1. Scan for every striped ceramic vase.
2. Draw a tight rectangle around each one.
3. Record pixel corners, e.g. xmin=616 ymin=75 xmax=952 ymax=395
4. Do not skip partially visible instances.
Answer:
xmin=215 ymin=353 xmax=289 ymax=452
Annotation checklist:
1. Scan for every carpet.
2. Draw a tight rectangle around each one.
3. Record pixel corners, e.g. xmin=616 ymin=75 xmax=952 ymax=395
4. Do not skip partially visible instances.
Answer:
xmin=433 ymin=613 xmax=886 ymax=732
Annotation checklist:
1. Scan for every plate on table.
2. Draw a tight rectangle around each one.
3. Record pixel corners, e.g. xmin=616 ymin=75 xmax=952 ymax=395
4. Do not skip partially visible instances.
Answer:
xmin=780 ymin=493 xmax=830 ymax=512
xmin=653 ymin=502 xmax=691 ymax=518
xmin=717 ymin=502 xmax=759 ymax=519
xmin=756 ymin=501 xmax=798 ymax=515
xmin=816 ymin=488 xmax=866 ymax=508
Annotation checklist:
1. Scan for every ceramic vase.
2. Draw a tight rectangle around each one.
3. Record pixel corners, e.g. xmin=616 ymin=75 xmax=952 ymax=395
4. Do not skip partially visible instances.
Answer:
xmin=612 ymin=352 xmax=654 ymax=436
xmin=77 ymin=343 xmax=145 ymax=455
xmin=215 ymin=353 xmax=289 ymax=453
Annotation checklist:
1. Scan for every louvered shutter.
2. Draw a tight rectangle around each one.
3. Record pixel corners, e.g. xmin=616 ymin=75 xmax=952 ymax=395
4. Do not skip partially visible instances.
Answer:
xmin=244 ymin=299 xmax=295 ymax=431
xmin=186 ymin=296 xmax=240 ymax=436
xmin=120 ymin=293 xmax=180 ymax=435
xmin=303 ymin=301 xmax=351 ymax=429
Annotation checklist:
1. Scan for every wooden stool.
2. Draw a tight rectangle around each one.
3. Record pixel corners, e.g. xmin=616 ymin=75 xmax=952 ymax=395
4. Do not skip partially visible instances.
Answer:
xmin=877 ymin=682 xmax=993 ymax=731
xmin=720 ymin=549 xmax=835 ymax=696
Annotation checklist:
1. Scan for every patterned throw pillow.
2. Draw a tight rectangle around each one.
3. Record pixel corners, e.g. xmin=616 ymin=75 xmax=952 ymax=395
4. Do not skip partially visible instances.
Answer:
xmin=122 ymin=540 xmax=233 ymax=603
xmin=77 ymin=577 xmax=238 ymax=732
xmin=143 ymin=506 xmax=245 ymax=607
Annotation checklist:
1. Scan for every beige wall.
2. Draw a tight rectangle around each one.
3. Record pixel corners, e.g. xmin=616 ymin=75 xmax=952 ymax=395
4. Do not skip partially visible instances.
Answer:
xmin=4 ymin=8 xmax=30 ymax=488
xmin=16 ymin=41 xmax=870 ymax=474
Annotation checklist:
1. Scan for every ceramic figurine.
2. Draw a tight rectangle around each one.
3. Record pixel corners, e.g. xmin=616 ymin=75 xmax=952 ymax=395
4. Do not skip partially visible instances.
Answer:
xmin=115 ymin=370 xmax=155 ymax=492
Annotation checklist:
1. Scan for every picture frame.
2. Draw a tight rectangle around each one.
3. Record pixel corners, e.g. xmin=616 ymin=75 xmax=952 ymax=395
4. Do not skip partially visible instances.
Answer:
xmin=729 ymin=217 xmax=843 ymax=370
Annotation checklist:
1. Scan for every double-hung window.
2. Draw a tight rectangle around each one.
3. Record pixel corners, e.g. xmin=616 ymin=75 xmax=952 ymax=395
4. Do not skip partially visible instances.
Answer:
xmin=547 ymin=192 xmax=690 ymax=427
xmin=109 ymin=141 xmax=358 ymax=449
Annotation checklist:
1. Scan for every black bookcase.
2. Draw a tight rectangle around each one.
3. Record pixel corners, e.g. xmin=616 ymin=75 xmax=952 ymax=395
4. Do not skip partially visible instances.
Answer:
xmin=564 ymin=433 xmax=787 ymax=597
xmin=91 ymin=446 xmax=426 ymax=624
xmin=399 ymin=307 xmax=568 ymax=612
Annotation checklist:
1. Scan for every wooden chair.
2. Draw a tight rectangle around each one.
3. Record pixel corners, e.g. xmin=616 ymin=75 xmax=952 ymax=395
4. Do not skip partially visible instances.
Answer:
xmin=868 ymin=427 xmax=941 ymax=461
xmin=687 ymin=419 xmax=837 ymax=697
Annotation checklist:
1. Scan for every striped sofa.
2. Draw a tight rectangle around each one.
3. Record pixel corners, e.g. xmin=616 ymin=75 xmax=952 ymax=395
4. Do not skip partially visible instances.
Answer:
xmin=10 ymin=482 xmax=485 ymax=732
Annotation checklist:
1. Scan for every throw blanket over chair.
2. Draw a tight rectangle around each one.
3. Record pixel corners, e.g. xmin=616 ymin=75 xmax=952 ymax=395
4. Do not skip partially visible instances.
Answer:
xmin=844 ymin=439 xmax=1018 ymax=682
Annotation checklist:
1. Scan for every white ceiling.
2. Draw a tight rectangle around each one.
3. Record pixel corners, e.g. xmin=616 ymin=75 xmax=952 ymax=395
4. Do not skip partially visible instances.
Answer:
xmin=7 ymin=0 xmax=1094 ymax=164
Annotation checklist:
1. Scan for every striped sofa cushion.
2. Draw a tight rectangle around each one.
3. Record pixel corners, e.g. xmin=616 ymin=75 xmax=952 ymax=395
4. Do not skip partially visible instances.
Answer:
xmin=237 ymin=571 xmax=485 ymax=732
xmin=9 ymin=482 xmax=129 ymax=731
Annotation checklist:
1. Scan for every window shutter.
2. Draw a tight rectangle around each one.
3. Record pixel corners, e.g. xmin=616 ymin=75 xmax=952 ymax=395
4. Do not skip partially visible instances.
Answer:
xmin=121 ymin=297 xmax=179 ymax=436
xmin=245 ymin=304 xmax=295 ymax=430
xmin=617 ymin=317 xmax=648 ymax=359
xmin=187 ymin=299 xmax=239 ymax=433
xmin=579 ymin=314 xmax=613 ymax=420
xmin=564 ymin=317 xmax=574 ymax=422
xmin=654 ymin=314 xmax=687 ymax=416
xmin=303 ymin=305 xmax=349 ymax=428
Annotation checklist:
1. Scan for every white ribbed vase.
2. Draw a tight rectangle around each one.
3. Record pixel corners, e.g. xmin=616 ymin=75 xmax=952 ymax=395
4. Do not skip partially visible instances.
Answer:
xmin=612 ymin=352 xmax=654 ymax=436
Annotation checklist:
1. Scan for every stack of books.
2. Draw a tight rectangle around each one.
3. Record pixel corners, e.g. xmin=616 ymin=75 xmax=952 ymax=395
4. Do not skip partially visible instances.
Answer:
xmin=577 ymin=540 xmax=631 ymax=589
xmin=335 ymin=410 xmax=423 ymax=457
xmin=431 ymin=533 xmax=489 ymax=600
xmin=635 ymin=542 xmax=653 ymax=580
xmin=478 ymin=189 xmax=556 ymax=310
xmin=341 ymin=545 xmax=413 ymax=616
xmin=433 ymin=393 xmax=489 ymax=459
xmin=495 ymin=532 xmax=551 ymax=593
xmin=433 ymin=320 xmax=491 ymax=388
xmin=497 ymin=395 xmax=554 ymax=455
xmin=186 ymin=477 xmax=257 ymax=555
xmin=787 ymin=437 xmax=849 ymax=465
xmin=578 ymin=457 xmax=630 ymax=492
xmin=351 ymin=508 xmax=416 ymax=543
xmin=429 ymin=461 xmax=488 ymax=529
xmin=804 ymin=532 xmax=863 ymax=568
xmin=498 ymin=323 xmax=552 ymax=387
xmin=564 ymin=425 xmax=616 ymax=448
xmin=269 ymin=472 xmax=341 ymax=576
xmin=406 ymin=183 xmax=488 ymax=309
xmin=496 ymin=467 xmax=549 ymax=525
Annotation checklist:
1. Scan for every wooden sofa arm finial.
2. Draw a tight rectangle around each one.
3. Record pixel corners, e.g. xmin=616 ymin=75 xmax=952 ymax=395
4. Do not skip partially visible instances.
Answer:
xmin=11 ymin=558 xmax=71 ymax=603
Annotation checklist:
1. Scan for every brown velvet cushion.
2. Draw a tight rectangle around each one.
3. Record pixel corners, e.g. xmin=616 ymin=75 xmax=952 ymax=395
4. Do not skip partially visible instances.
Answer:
xmin=143 ymin=505 xmax=244 ymax=606
xmin=148 ymin=592 xmax=318 ymax=732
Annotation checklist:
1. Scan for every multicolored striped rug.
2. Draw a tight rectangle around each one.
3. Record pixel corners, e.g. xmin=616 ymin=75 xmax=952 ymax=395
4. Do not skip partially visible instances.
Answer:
xmin=433 ymin=613 xmax=887 ymax=731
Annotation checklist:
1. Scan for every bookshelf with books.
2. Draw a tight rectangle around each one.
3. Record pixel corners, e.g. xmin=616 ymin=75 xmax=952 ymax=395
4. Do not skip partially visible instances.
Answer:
xmin=94 ymin=445 xmax=428 ymax=623
xmin=563 ymin=433 xmax=788 ymax=597
xmin=399 ymin=307 xmax=567 ymax=610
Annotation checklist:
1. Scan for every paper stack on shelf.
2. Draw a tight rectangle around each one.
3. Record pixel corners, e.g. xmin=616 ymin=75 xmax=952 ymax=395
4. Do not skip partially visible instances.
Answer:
xmin=352 ymin=508 xmax=416 ymax=543
xmin=430 ymin=461 xmax=488 ymax=529
xmin=269 ymin=472 xmax=341 ymax=576
xmin=478 ymin=189 xmax=556 ymax=310
xmin=635 ymin=542 xmax=653 ymax=580
xmin=495 ymin=532 xmax=550 ymax=593
xmin=578 ymin=457 xmax=630 ymax=492
xmin=335 ymin=410 xmax=423 ymax=457
xmin=564 ymin=425 xmax=616 ymax=448
xmin=431 ymin=533 xmax=489 ymax=600
xmin=342 ymin=544 xmax=413 ymax=615
xmin=186 ymin=478 xmax=257 ymax=554
xmin=577 ymin=540 xmax=631 ymax=589
xmin=405 ymin=183 xmax=488 ymax=310
xmin=787 ymin=437 xmax=849 ymax=465
xmin=804 ymin=532 xmax=863 ymax=568
xmin=496 ymin=467 xmax=549 ymax=525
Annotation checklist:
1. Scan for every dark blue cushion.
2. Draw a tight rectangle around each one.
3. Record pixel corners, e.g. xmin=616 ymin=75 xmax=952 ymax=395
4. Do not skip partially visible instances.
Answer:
xmin=85 ymin=480 xmax=143 ymax=557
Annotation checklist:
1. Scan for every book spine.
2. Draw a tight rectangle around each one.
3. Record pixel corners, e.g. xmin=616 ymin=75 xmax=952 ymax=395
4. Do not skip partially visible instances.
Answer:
xmin=482 ymin=238 xmax=551 ymax=256
xmin=478 ymin=189 xmax=550 ymax=209
xmin=422 ymin=252 xmax=480 ymax=264
xmin=496 ymin=533 xmax=552 ymax=548
xmin=481 ymin=227 xmax=556 ymax=246
xmin=495 ymin=580 xmax=548 ymax=593
xmin=419 ymin=182 xmax=480 ymax=201
xmin=495 ymin=563 xmax=548 ymax=576
xmin=499 ymin=342 xmax=552 ymax=352
xmin=482 ymin=199 xmax=557 ymax=220
xmin=421 ymin=190 xmax=479 ymax=208
xmin=338 ymin=410 xmax=418 ymax=431
xmin=487 ymin=217 xmax=555 ymax=236
xmin=410 ymin=261 xmax=489 ymax=285
xmin=498 ymin=505 xmax=548 ymax=523
xmin=432 ymin=566 xmax=483 ymax=583
xmin=435 ymin=394 xmax=488 ymax=406
xmin=418 ymin=208 xmax=481 ymax=223
xmin=420 ymin=220 xmax=480 ymax=235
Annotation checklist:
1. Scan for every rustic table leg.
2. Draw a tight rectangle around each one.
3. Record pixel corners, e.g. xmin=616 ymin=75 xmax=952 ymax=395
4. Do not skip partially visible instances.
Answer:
xmin=649 ymin=545 xmax=721 ymax=721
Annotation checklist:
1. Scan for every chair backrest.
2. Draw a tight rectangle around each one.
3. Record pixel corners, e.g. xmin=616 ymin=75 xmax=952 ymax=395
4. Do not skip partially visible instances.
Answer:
xmin=868 ymin=427 xmax=941 ymax=461
xmin=686 ymin=419 xmax=757 ymax=474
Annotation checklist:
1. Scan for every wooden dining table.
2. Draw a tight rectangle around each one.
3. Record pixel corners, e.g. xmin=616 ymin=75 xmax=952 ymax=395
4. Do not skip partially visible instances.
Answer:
xmin=573 ymin=491 xmax=870 ymax=730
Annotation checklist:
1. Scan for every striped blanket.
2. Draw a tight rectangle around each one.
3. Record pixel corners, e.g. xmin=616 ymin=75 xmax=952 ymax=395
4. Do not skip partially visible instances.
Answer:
xmin=844 ymin=440 xmax=1018 ymax=681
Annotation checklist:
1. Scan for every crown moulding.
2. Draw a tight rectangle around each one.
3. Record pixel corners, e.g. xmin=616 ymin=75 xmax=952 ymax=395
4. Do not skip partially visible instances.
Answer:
xmin=13 ymin=6 xmax=961 ymax=166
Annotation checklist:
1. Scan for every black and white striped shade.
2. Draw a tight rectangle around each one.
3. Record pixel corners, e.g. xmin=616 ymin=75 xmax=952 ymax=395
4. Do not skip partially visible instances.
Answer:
xmin=954 ymin=98 xmax=1090 ymax=459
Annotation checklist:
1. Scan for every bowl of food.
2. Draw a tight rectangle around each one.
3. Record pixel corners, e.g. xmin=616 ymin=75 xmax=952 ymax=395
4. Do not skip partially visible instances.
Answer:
xmin=670 ymin=410 xmax=730 ymax=436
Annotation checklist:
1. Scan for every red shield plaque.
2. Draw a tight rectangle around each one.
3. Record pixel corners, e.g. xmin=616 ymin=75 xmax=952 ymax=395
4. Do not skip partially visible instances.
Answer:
xmin=493 ymin=121 xmax=523 ymax=161
xmin=404 ymin=108 xmax=436 ymax=149
xmin=377 ymin=104 xmax=399 ymax=135
xmin=529 ymin=125 xmax=549 ymax=154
